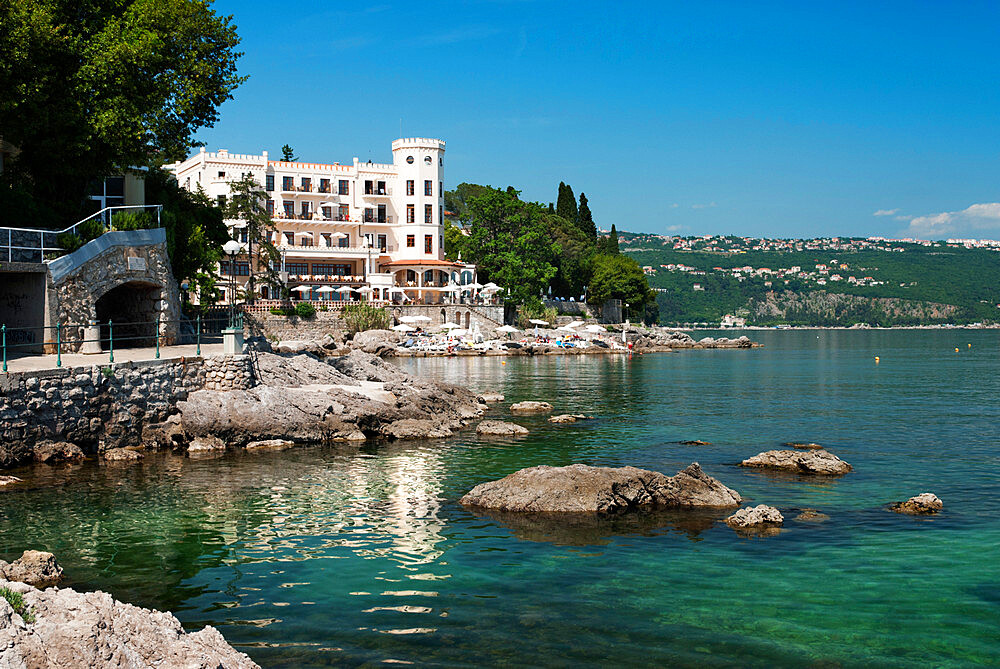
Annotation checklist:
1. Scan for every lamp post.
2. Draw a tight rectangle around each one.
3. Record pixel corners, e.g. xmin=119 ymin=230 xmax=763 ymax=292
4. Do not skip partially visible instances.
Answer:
xmin=223 ymin=239 xmax=241 ymax=328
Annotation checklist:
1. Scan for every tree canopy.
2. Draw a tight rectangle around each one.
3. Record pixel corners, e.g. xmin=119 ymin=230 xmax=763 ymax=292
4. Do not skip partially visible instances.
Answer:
xmin=556 ymin=181 xmax=578 ymax=222
xmin=578 ymin=192 xmax=597 ymax=240
xmin=280 ymin=144 xmax=296 ymax=162
xmin=589 ymin=254 xmax=656 ymax=320
xmin=0 ymin=0 xmax=244 ymax=226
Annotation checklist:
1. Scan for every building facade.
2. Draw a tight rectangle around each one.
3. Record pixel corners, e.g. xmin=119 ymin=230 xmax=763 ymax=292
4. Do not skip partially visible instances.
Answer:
xmin=168 ymin=137 xmax=474 ymax=303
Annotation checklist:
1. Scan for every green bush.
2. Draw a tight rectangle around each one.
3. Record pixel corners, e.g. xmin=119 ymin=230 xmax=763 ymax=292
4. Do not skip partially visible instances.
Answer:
xmin=0 ymin=587 xmax=34 ymax=624
xmin=111 ymin=210 xmax=155 ymax=231
xmin=294 ymin=302 xmax=316 ymax=318
xmin=78 ymin=219 xmax=107 ymax=242
xmin=57 ymin=232 xmax=84 ymax=253
xmin=516 ymin=304 xmax=557 ymax=329
xmin=342 ymin=303 xmax=390 ymax=335
xmin=269 ymin=306 xmax=293 ymax=316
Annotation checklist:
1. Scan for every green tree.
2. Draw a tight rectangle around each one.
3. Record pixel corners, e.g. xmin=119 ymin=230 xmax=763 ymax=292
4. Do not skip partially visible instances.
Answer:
xmin=464 ymin=188 xmax=559 ymax=308
xmin=225 ymin=174 xmax=279 ymax=304
xmin=597 ymin=224 xmax=620 ymax=254
xmin=0 ymin=0 xmax=245 ymax=226
xmin=589 ymin=254 xmax=655 ymax=321
xmin=443 ymin=220 xmax=467 ymax=261
xmin=556 ymin=182 xmax=578 ymax=222
xmin=444 ymin=182 xmax=493 ymax=226
xmin=544 ymin=213 xmax=594 ymax=298
xmin=281 ymin=144 xmax=296 ymax=162
xmin=578 ymin=192 xmax=597 ymax=239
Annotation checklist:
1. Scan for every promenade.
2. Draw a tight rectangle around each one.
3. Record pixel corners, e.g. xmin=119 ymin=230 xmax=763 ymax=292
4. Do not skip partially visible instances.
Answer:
xmin=3 ymin=343 xmax=226 ymax=374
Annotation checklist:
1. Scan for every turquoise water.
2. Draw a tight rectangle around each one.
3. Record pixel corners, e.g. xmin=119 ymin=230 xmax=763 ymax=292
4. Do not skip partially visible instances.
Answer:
xmin=1 ymin=330 xmax=999 ymax=667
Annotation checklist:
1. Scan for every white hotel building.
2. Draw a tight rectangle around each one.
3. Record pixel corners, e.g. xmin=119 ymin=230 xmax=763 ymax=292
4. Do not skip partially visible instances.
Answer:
xmin=168 ymin=137 xmax=474 ymax=303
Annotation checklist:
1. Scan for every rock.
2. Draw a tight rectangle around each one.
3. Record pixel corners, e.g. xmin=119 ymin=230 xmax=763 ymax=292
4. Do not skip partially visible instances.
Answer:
xmin=245 ymin=439 xmax=295 ymax=452
xmin=460 ymin=462 xmax=741 ymax=514
xmin=33 ymin=441 xmax=85 ymax=464
xmin=275 ymin=339 xmax=323 ymax=355
xmin=889 ymin=492 xmax=943 ymax=515
xmin=0 ymin=476 xmax=22 ymax=487
xmin=795 ymin=509 xmax=830 ymax=522
xmin=321 ymin=332 xmax=343 ymax=350
xmin=739 ymin=449 xmax=852 ymax=475
xmin=187 ymin=435 xmax=226 ymax=453
xmin=102 ymin=448 xmax=143 ymax=462
xmin=476 ymin=420 xmax=529 ymax=436
xmin=0 ymin=550 xmax=63 ymax=588
xmin=0 ymin=577 xmax=259 ymax=668
xmin=330 ymin=349 xmax=409 ymax=383
xmin=784 ymin=442 xmax=824 ymax=450
xmin=547 ymin=414 xmax=593 ymax=424
xmin=350 ymin=329 xmax=399 ymax=356
xmin=679 ymin=440 xmax=711 ymax=446
xmin=726 ymin=505 xmax=784 ymax=529
xmin=510 ymin=401 xmax=554 ymax=415
xmin=477 ymin=392 xmax=505 ymax=403
xmin=381 ymin=419 xmax=453 ymax=440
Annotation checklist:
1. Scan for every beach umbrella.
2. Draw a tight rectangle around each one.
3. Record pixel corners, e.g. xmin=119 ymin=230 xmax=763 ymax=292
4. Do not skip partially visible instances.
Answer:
xmin=399 ymin=315 xmax=420 ymax=323
xmin=585 ymin=324 xmax=607 ymax=333
xmin=291 ymin=285 xmax=311 ymax=293
xmin=392 ymin=323 xmax=415 ymax=332
xmin=331 ymin=232 xmax=348 ymax=239
xmin=450 ymin=328 xmax=468 ymax=336
xmin=336 ymin=286 xmax=355 ymax=294
xmin=528 ymin=319 xmax=549 ymax=326
xmin=565 ymin=320 xmax=585 ymax=329
xmin=496 ymin=325 xmax=518 ymax=339
xmin=411 ymin=315 xmax=432 ymax=322
xmin=315 ymin=286 xmax=335 ymax=293
xmin=356 ymin=286 xmax=374 ymax=293
xmin=441 ymin=321 xmax=461 ymax=330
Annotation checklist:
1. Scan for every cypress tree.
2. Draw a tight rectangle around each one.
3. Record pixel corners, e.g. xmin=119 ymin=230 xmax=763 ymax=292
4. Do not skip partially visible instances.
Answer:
xmin=556 ymin=182 xmax=578 ymax=222
xmin=608 ymin=224 xmax=619 ymax=254
xmin=578 ymin=192 xmax=596 ymax=239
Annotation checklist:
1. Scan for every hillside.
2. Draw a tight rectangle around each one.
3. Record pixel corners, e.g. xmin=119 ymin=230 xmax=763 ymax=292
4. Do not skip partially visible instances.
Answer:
xmin=619 ymin=233 xmax=1000 ymax=326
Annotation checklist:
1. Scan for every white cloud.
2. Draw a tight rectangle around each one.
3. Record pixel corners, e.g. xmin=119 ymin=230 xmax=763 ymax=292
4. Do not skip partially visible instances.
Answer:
xmin=666 ymin=224 xmax=683 ymax=232
xmin=670 ymin=203 xmax=679 ymax=208
xmin=873 ymin=208 xmax=899 ymax=216
xmin=691 ymin=202 xmax=716 ymax=209
xmin=906 ymin=202 xmax=1000 ymax=236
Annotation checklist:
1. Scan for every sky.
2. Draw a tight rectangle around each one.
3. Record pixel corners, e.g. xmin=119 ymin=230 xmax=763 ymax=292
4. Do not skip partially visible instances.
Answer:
xmin=194 ymin=0 xmax=1000 ymax=240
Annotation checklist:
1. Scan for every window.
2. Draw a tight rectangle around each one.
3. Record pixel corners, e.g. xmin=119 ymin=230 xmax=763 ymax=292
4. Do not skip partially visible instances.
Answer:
xmin=406 ymin=155 xmax=414 ymax=164
xmin=377 ymin=204 xmax=386 ymax=223
xmin=407 ymin=204 xmax=415 ymax=224
xmin=424 ymin=234 xmax=433 ymax=254
xmin=285 ymin=262 xmax=308 ymax=275
xmin=338 ymin=204 xmax=349 ymax=221
xmin=406 ymin=235 xmax=415 ymax=248
xmin=282 ymin=176 xmax=294 ymax=191
xmin=406 ymin=180 xmax=414 ymax=196
xmin=322 ymin=206 xmax=332 ymax=219
xmin=283 ymin=202 xmax=294 ymax=218
xmin=319 ymin=178 xmax=330 ymax=193
xmin=265 ymin=174 xmax=274 ymax=191
xmin=216 ymin=195 xmax=226 ymax=208
xmin=424 ymin=180 xmax=433 ymax=196
xmin=377 ymin=181 xmax=386 ymax=195
xmin=439 ymin=181 xmax=443 ymax=197
xmin=338 ymin=234 xmax=350 ymax=247
xmin=300 ymin=201 xmax=310 ymax=218
xmin=424 ymin=156 xmax=432 ymax=165
xmin=217 ymin=171 xmax=226 ymax=178
xmin=283 ymin=231 xmax=294 ymax=246
xmin=364 ymin=208 xmax=374 ymax=222
xmin=312 ymin=263 xmax=335 ymax=275
xmin=300 ymin=177 xmax=311 ymax=192
xmin=440 ymin=235 xmax=444 ymax=251
xmin=425 ymin=204 xmax=433 ymax=224
xmin=338 ymin=179 xmax=349 ymax=195
xmin=364 ymin=180 xmax=374 ymax=195
xmin=266 ymin=199 xmax=274 ymax=216
xmin=377 ymin=234 xmax=387 ymax=251
xmin=221 ymin=261 xmax=249 ymax=276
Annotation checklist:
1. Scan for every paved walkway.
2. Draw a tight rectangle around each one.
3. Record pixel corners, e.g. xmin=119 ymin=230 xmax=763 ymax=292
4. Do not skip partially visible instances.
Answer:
xmin=3 ymin=343 xmax=226 ymax=374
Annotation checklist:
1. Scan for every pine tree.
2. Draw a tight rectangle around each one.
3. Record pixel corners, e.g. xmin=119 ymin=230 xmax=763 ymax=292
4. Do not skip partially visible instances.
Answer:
xmin=281 ymin=144 xmax=297 ymax=162
xmin=556 ymin=182 xmax=578 ymax=222
xmin=578 ymin=192 xmax=596 ymax=239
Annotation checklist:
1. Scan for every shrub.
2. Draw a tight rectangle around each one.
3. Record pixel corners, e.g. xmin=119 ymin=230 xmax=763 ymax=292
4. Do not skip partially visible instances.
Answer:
xmin=269 ymin=307 xmax=288 ymax=315
xmin=515 ymin=304 xmax=557 ymax=329
xmin=294 ymin=302 xmax=316 ymax=319
xmin=78 ymin=219 xmax=107 ymax=242
xmin=111 ymin=210 xmax=155 ymax=231
xmin=0 ymin=587 xmax=34 ymax=624
xmin=57 ymin=232 xmax=84 ymax=253
xmin=342 ymin=303 xmax=390 ymax=335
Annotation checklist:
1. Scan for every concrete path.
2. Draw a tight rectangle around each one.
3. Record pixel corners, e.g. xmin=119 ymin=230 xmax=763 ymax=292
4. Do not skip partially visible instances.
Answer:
xmin=3 ymin=343 xmax=226 ymax=374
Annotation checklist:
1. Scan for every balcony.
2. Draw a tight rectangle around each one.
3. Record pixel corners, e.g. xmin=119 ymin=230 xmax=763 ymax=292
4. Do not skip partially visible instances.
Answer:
xmin=317 ymin=184 xmax=331 ymax=193
xmin=363 ymin=215 xmax=395 ymax=224
xmin=363 ymin=186 xmax=392 ymax=197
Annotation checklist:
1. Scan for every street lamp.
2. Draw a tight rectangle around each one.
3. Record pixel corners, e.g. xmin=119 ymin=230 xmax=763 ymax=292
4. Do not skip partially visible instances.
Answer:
xmin=223 ymin=239 xmax=241 ymax=328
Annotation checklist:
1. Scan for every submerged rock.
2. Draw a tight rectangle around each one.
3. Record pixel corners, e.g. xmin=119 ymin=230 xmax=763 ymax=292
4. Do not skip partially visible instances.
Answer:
xmin=0 ymin=476 xmax=22 ymax=487
xmin=794 ymin=509 xmax=830 ymax=522
xmin=460 ymin=462 xmax=741 ymax=514
xmin=245 ymin=439 xmax=295 ymax=452
xmin=382 ymin=419 xmax=454 ymax=440
xmin=476 ymin=420 xmax=529 ymax=436
xmin=33 ymin=441 xmax=85 ymax=464
xmin=477 ymin=392 xmax=505 ymax=403
xmin=784 ymin=442 xmax=824 ymax=450
xmin=679 ymin=440 xmax=711 ymax=446
xmin=0 ymin=577 xmax=258 ymax=668
xmin=547 ymin=414 xmax=593 ymax=424
xmin=187 ymin=435 xmax=226 ymax=453
xmin=889 ymin=493 xmax=943 ymax=515
xmin=0 ymin=550 xmax=63 ymax=588
xmin=510 ymin=401 xmax=554 ymax=415
xmin=726 ymin=505 xmax=784 ymax=530
xmin=739 ymin=449 xmax=852 ymax=475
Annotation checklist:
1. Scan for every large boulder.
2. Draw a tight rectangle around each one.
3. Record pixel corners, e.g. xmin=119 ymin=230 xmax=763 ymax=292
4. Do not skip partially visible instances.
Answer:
xmin=477 ymin=392 xmax=505 ymax=403
xmin=548 ymin=414 xmax=593 ymax=424
xmin=0 ymin=578 xmax=258 ymax=668
xmin=889 ymin=493 xmax=943 ymax=515
xmin=245 ymin=439 xmax=295 ymax=452
xmin=381 ymin=419 xmax=453 ymax=440
xmin=0 ymin=476 xmax=22 ymax=488
xmin=510 ymin=401 xmax=554 ymax=415
xmin=275 ymin=339 xmax=323 ymax=355
xmin=476 ymin=420 xmax=529 ymax=436
xmin=0 ymin=551 xmax=64 ymax=588
xmin=33 ymin=441 xmax=85 ymax=464
xmin=460 ymin=462 xmax=741 ymax=514
xmin=739 ymin=449 xmax=852 ymax=475
xmin=350 ymin=329 xmax=399 ymax=356
xmin=102 ymin=448 xmax=143 ymax=462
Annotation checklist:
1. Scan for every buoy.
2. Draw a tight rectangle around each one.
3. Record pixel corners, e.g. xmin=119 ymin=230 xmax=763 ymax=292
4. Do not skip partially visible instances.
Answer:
xmin=968 ymin=343 xmax=972 ymax=348
xmin=874 ymin=356 xmax=880 ymax=363
xmin=955 ymin=348 xmax=959 ymax=352
xmin=501 ymin=361 xmax=506 ymax=365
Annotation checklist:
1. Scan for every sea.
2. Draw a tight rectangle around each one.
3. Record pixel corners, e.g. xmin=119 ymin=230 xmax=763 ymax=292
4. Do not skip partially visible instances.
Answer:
xmin=1 ymin=330 xmax=998 ymax=667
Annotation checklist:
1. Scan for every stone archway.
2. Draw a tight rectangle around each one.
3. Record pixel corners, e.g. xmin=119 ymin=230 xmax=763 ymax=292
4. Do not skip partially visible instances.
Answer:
xmin=95 ymin=281 xmax=162 ymax=349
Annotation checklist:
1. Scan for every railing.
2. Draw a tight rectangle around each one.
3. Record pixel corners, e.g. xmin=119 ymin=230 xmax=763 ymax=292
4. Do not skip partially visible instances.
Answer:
xmin=363 ymin=187 xmax=392 ymax=196
xmin=1 ymin=204 xmax=163 ymax=263
xmin=0 ymin=312 xmax=234 ymax=372
xmin=363 ymin=215 xmax=394 ymax=224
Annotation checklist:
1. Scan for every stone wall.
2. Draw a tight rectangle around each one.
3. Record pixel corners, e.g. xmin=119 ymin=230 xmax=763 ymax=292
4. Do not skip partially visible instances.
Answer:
xmin=244 ymin=310 xmax=345 ymax=342
xmin=0 ymin=354 xmax=254 ymax=468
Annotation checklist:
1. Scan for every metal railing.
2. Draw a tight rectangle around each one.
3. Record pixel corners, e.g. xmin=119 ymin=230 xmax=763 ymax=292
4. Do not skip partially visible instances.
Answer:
xmin=0 ymin=312 xmax=238 ymax=372
xmin=1 ymin=204 xmax=163 ymax=263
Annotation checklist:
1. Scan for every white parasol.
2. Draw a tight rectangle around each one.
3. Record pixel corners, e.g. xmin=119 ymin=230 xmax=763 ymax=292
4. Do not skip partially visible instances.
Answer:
xmin=392 ymin=323 xmax=415 ymax=332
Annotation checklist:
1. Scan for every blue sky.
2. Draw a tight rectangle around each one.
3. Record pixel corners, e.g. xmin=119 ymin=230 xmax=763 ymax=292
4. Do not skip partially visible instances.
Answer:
xmin=195 ymin=0 xmax=1000 ymax=240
